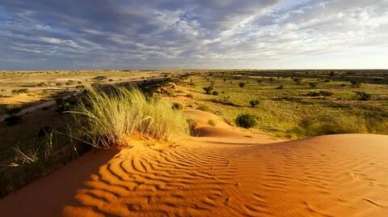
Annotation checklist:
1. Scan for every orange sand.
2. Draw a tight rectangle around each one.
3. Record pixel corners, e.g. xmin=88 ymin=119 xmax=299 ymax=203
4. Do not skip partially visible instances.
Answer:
xmin=0 ymin=110 xmax=387 ymax=217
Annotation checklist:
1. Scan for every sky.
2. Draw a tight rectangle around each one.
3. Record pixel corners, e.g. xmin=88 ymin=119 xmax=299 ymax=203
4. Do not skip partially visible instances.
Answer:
xmin=1 ymin=0 xmax=388 ymax=70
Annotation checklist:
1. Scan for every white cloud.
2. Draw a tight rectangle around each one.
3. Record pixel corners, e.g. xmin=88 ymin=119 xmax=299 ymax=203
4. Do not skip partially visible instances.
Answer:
xmin=0 ymin=0 xmax=387 ymax=69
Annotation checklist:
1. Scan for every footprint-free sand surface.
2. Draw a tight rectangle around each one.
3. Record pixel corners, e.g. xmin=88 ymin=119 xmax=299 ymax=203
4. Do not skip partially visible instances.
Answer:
xmin=1 ymin=110 xmax=388 ymax=217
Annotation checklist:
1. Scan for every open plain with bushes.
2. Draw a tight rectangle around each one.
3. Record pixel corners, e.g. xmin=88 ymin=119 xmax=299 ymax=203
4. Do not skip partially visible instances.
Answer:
xmin=0 ymin=70 xmax=388 ymax=217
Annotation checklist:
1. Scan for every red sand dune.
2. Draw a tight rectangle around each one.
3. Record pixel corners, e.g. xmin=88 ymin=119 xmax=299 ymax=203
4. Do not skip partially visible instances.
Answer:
xmin=0 ymin=110 xmax=387 ymax=217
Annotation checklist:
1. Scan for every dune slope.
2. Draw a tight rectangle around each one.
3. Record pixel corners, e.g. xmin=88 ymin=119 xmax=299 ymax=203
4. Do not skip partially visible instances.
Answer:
xmin=0 ymin=111 xmax=388 ymax=217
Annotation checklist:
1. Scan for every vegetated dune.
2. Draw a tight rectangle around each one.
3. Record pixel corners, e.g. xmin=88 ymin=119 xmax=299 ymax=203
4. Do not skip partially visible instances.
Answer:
xmin=1 ymin=110 xmax=388 ymax=217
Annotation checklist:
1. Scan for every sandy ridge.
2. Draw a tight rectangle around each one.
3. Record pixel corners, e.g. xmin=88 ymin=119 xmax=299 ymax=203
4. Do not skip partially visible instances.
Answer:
xmin=0 ymin=110 xmax=387 ymax=217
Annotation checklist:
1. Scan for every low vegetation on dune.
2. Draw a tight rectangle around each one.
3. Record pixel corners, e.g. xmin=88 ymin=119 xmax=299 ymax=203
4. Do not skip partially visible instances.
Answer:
xmin=72 ymin=87 xmax=188 ymax=148
xmin=0 ymin=75 xmax=180 ymax=197
xmin=235 ymin=114 xmax=257 ymax=128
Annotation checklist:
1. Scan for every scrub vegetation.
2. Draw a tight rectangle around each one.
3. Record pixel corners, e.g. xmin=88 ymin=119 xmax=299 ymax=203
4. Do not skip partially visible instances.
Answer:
xmin=175 ymin=71 xmax=388 ymax=138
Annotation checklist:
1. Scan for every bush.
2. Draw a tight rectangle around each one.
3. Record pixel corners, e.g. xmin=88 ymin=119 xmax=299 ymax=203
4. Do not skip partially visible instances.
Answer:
xmin=238 ymin=82 xmax=246 ymax=88
xmin=72 ymin=88 xmax=188 ymax=148
xmin=208 ymin=119 xmax=216 ymax=126
xmin=212 ymin=91 xmax=219 ymax=96
xmin=197 ymin=104 xmax=210 ymax=112
xmin=354 ymin=91 xmax=371 ymax=101
xmin=56 ymin=97 xmax=78 ymax=113
xmin=65 ymin=80 xmax=76 ymax=85
xmin=306 ymin=90 xmax=334 ymax=97
xmin=294 ymin=114 xmax=367 ymax=136
xmin=12 ymin=89 xmax=28 ymax=94
xmin=203 ymin=86 xmax=214 ymax=94
xmin=187 ymin=119 xmax=199 ymax=136
xmin=350 ymin=80 xmax=361 ymax=88
xmin=235 ymin=114 xmax=257 ymax=128
xmin=93 ymin=76 xmax=108 ymax=81
xmin=172 ymin=102 xmax=183 ymax=110
xmin=249 ymin=99 xmax=260 ymax=108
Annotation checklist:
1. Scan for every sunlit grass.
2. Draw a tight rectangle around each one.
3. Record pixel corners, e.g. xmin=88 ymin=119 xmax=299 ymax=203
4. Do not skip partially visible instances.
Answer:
xmin=180 ymin=74 xmax=388 ymax=138
xmin=73 ymin=87 xmax=188 ymax=148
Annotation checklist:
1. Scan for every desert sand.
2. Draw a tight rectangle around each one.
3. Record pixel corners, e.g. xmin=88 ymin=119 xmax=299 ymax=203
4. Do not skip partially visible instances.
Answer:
xmin=0 ymin=110 xmax=387 ymax=217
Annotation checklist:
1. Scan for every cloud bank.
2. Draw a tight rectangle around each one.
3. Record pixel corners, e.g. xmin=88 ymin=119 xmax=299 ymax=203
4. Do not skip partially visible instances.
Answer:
xmin=1 ymin=0 xmax=387 ymax=69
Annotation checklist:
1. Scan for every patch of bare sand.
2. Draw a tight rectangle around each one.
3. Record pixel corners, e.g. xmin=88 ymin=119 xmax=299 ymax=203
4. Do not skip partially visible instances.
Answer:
xmin=0 ymin=110 xmax=387 ymax=217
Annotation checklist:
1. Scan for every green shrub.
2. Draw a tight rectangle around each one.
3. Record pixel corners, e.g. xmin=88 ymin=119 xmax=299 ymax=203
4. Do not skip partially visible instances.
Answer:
xmin=249 ymin=99 xmax=260 ymax=108
xmin=235 ymin=114 xmax=257 ymax=128
xmin=72 ymin=88 xmax=188 ymax=148
xmin=238 ymin=82 xmax=246 ymax=88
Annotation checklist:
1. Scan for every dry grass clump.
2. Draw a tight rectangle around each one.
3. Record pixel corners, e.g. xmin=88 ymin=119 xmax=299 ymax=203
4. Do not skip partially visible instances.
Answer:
xmin=73 ymin=87 xmax=188 ymax=148
xmin=292 ymin=114 xmax=368 ymax=137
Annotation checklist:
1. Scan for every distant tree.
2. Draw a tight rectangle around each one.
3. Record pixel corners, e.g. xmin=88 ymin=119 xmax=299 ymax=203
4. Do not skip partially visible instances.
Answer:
xmin=239 ymin=82 xmax=246 ymax=88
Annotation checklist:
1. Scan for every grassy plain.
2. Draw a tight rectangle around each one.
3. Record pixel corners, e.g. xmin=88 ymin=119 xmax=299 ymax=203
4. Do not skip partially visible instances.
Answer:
xmin=172 ymin=71 xmax=388 ymax=138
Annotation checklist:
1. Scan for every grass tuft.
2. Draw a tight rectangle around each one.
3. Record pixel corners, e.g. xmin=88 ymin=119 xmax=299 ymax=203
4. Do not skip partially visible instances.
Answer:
xmin=72 ymin=87 xmax=188 ymax=148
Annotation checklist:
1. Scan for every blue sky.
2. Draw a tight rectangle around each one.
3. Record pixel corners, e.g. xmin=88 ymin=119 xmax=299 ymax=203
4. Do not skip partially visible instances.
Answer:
xmin=0 ymin=0 xmax=387 ymax=70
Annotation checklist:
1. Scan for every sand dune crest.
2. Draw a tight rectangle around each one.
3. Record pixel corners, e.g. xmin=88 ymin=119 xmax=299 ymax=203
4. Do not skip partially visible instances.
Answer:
xmin=0 ymin=111 xmax=387 ymax=217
